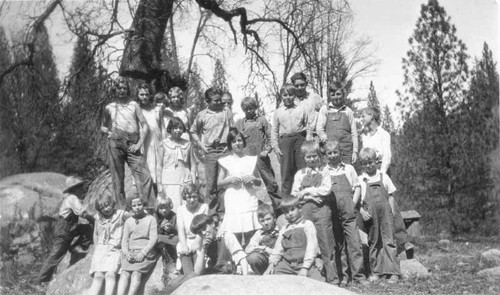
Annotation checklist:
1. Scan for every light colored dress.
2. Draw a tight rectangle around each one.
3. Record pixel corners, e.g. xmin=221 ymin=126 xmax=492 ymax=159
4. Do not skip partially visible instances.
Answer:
xmin=142 ymin=107 xmax=162 ymax=183
xmin=89 ymin=209 xmax=125 ymax=275
xmin=160 ymin=138 xmax=192 ymax=212
xmin=176 ymin=203 xmax=209 ymax=253
xmin=218 ymin=154 xmax=262 ymax=234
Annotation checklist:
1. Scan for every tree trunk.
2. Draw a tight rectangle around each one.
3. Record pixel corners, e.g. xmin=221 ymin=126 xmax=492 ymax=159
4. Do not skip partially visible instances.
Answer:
xmin=120 ymin=0 xmax=174 ymax=80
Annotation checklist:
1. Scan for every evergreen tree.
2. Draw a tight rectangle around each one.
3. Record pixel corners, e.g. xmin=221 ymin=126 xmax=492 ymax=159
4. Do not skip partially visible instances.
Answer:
xmin=210 ymin=59 xmax=228 ymax=91
xmin=381 ymin=104 xmax=395 ymax=133
xmin=367 ymin=81 xmax=380 ymax=110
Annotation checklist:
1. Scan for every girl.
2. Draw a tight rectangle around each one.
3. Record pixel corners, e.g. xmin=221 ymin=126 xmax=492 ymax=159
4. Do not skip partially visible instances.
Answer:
xmin=156 ymin=117 xmax=196 ymax=212
xmin=138 ymin=83 xmax=162 ymax=187
xmin=162 ymin=86 xmax=191 ymax=140
xmin=176 ymin=183 xmax=209 ymax=275
xmin=217 ymin=127 xmax=264 ymax=247
xmin=117 ymin=196 xmax=158 ymax=295
xmin=88 ymin=194 xmax=128 ymax=295
xmin=155 ymin=195 xmax=178 ymax=286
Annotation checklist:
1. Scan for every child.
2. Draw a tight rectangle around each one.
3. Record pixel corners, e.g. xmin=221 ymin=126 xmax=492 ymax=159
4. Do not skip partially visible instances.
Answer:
xmin=162 ymin=86 xmax=191 ymax=140
xmin=190 ymin=87 xmax=233 ymax=206
xmin=221 ymin=91 xmax=234 ymax=112
xmin=291 ymin=141 xmax=337 ymax=284
xmin=217 ymin=128 xmax=264 ymax=247
xmin=245 ymin=204 xmax=280 ymax=274
xmin=88 ymin=194 xmax=129 ymax=295
xmin=101 ymin=77 xmax=155 ymax=209
xmin=316 ymin=81 xmax=358 ymax=164
xmin=176 ymin=183 xmax=209 ymax=275
xmin=235 ymin=96 xmax=279 ymax=203
xmin=357 ymin=147 xmax=400 ymax=283
xmin=271 ymin=84 xmax=311 ymax=196
xmin=324 ymin=140 xmax=367 ymax=286
xmin=138 ymin=83 xmax=162 ymax=190
xmin=153 ymin=91 xmax=168 ymax=109
xmin=37 ymin=176 xmax=93 ymax=283
xmin=157 ymin=117 xmax=195 ymax=212
xmin=264 ymin=197 xmax=321 ymax=280
xmin=360 ymin=107 xmax=391 ymax=174
xmin=117 ymin=195 xmax=158 ymax=295
xmin=155 ymin=195 xmax=178 ymax=287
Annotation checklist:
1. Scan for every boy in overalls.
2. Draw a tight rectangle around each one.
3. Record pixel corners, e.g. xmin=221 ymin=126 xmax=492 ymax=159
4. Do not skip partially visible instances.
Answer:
xmin=316 ymin=81 xmax=358 ymax=164
xmin=358 ymin=147 xmax=400 ymax=284
xmin=324 ymin=140 xmax=367 ymax=286
xmin=290 ymin=141 xmax=337 ymax=284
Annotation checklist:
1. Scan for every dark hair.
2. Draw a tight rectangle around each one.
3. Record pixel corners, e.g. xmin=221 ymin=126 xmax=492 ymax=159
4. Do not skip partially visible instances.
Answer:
xmin=113 ymin=76 xmax=131 ymax=95
xmin=257 ymin=203 xmax=275 ymax=219
xmin=190 ymin=214 xmax=213 ymax=235
xmin=362 ymin=107 xmax=381 ymax=123
xmin=329 ymin=81 xmax=345 ymax=93
xmin=126 ymin=194 xmax=147 ymax=209
xmin=290 ymin=72 xmax=307 ymax=84
xmin=154 ymin=92 xmax=167 ymax=103
xmin=182 ymin=183 xmax=202 ymax=201
xmin=166 ymin=117 xmax=186 ymax=134
xmin=280 ymin=196 xmax=301 ymax=212
xmin=95 ymin=194 xmax=116 ymax=215
xmin=241 ymin=96 xmax=258 ymax=110
xmin=227 ymin=127 xmax=246 ymax=151
xmin=204 ymin=87 xmax=222 ymax=102
xmin=279 ymin=84 xmax=297 ymax=97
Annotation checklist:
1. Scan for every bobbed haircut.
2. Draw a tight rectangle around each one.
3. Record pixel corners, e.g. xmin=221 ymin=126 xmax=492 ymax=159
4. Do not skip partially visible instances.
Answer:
xmin=241 ymin=96 xmax=258 ymax=110
xmin=362 ymin=107 xmax=381 ymax=123
xmin=166 ymin=116 xmax=186 ymax=134
xmin=113 ymin=76 xmax=131 ymax=95
xmin=290 ymin=72 xmax=307 ymax=84
xmin=279 ymin=196 xmax=301 ymax=212
xmin=156 ymin=195 xmax=173 ymax=210
xmin=226 ymin=127 xmax=246 ymax=151
xmin=257 ymin=203 xmax=275 ymax=219
xmin=126 ymin=194 xmax=148 ymax=209
xmin=204 ymin=87 xmax=223 ymax=102
xmin=95 ymin=194 xmax=116 ymax=214
xmin=329 ymin=81 xmax=345 ymax=93
xmin=190 ymin=214 xmax=214 ymax=235
xmin=359 ymin=147 xmax=377 ymax=162
xmin=154 ymin=92 xmax=167 ymax=102
xmin=181 ymin=183 xmax=202 ymax=201
xmin=279 ymin=84 xmax=297 ymax=97
xmin=300 ymin=140 xmax=321 ymax=156
xmin=168 ymin=86 xmax=184 ymax=103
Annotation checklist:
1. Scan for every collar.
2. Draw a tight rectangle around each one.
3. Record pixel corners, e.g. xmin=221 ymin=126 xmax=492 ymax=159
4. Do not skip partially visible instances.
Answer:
xmin=328 ymin=103 xmax=346 ymax=111
xmin=327 ymin=162 xmax=346 ymax=172
xmin=261 ymin=226 xmax=279 ymax=235
xmin=283 ymin=104 xmax=296 ymax=110
xmin=205 ymin=108 xmax=224 ymax=114
xmin=243 ymin=116 xmax=258 ymax=123
xmin=286 ymin=216 xmax=304 ymax=227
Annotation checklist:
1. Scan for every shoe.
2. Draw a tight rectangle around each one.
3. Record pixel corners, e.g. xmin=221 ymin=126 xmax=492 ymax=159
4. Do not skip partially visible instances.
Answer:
xmin=355 ymin=278 xmax=370 ymax=286
xmin=387 ymin=275 xmax=399 ymax=284
xmin=405 ymin=242 xmax=415 ymax=259
xmin=340 ymin=278 xmax=349 ymax=287
xmin=329 ymin=279 xmax=340 ymax=286
xmin=368 ymin=274 xmax=380 ymax=283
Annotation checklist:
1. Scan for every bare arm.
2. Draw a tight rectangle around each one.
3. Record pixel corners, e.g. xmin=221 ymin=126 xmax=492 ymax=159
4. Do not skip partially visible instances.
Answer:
xmin=271 ymin=111 xmax=280 ymax=154
xmin=217 ymin=164 xmax=240 ymax=188
xmin=176 ymin=210 xmax=188 ymax=254
xmin=316 ymin=106 xmax=327 ymax=141
xmin=156 ymin=143 xmax=164 ymax=186
xmin=100 ymin=106 xmax=111 ymax=136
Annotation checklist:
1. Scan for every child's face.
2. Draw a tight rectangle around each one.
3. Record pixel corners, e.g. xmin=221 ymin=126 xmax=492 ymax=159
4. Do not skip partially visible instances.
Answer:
xmin=304 ymin=151 xmax=320 ymax=168
xmin=171 ymin=126 xmax=184 ymax=139
xmin=154 ymin=95 xmax=165 ymax=107
xmin=328 ymin=87 xmax=345 ymax=108
xmin=170 ymin=92 xmax=183 ymax=108
xmin=158 ymin=205 xmax=172 ymax=217
xmin=200 ymin=223 xmax=216 ymax=240
xmin=243 ymin=106 xmax=257 ymax=119
xmin=222 ymin=94 xmax=233 ymax=109
xmin=361 ymin=111 xmax=372 ymax=126
xmin=185 ymin=192 xmax=199 ymax=209
xmin=325 ymin=146 xmax=341 ymax=166
xmin=100 ymin=202 xmax=115 ymax=217
xmin=283 ymin=206 xmax=301 ymax=223
xmin=361 ymin=156 xmax=377 ymax=176
xmin=281 ymin=91 xmax=296 ymax=108
xmin=208 ymin=94 xmax=223 ymax=111
xmin=138 ymin=89 xmax=150 ymax=106
xmin=258 ymin=213 xmax=276 ymax=232
xmin=293 ymin=78 xmax=307 ymax=98
xmin=231 ymin=135 xmax=245 ymax=153
xmin=116 ymin=82 xmax=129 ymax=99
xmin=131 ymin=198 xmax=144 ymax=216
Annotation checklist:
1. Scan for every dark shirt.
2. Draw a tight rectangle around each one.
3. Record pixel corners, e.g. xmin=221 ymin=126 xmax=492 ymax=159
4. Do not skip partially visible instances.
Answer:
xmin=235 ymin=116 xmax=272 ymax=156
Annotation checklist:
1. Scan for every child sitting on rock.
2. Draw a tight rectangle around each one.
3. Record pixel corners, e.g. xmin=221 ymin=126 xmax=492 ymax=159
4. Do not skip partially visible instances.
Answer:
xmin=155 ymin=195 xmax=178 ymax=286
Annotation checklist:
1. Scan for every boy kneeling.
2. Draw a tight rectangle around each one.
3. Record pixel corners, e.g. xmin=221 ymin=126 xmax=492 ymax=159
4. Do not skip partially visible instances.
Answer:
xmin=264 ymin=197 xmax=322 ymax=281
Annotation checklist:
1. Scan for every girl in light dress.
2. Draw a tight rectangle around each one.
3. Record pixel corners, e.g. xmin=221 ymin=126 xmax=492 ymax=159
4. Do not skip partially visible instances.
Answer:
xmin=217 ymin=127 xmax=266 ymax=247
xmin=88 ymin=194 xmax=129 ymax=295
xmin=156 ymin=117 xmax=196 ymax=212
xmin=138 ymin=83 xmax=162 ymax=187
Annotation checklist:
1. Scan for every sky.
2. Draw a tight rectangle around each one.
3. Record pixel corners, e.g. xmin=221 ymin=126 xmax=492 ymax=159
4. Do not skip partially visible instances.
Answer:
xmin=1 ymin=0 xmax=498 ymax=118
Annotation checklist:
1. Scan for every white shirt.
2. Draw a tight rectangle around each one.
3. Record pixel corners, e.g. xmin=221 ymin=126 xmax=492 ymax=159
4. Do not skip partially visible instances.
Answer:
xmin=361 ymin=126 xmax=392 ymax=174
xmin=358 ymin=170 xmax=396 ymax=201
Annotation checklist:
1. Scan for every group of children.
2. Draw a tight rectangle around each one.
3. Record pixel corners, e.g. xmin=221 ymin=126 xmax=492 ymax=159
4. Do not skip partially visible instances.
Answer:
xmin=37 ymin=73 xmax=411 ymax=293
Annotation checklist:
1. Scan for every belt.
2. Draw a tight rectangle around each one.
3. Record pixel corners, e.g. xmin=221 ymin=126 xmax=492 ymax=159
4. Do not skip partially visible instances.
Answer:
xmin=280 ymin=130 xmax=306 ymax=138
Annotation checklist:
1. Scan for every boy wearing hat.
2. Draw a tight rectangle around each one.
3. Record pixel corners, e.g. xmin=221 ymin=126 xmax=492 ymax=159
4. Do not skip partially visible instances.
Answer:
xmin=37 ymin=176 xmax=93 ymax=283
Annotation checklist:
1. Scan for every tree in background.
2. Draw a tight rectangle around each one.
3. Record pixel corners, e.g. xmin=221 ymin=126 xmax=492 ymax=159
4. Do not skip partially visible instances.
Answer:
xmin=366 ymin=81 xmax=380 ymax=109
xmin=210 ymin=58 xmax=228 ymax=91
xmin=381 ymin=105 xmax=395 ymax=134
xmin=393 ymin=0 xmax=471 ymax=234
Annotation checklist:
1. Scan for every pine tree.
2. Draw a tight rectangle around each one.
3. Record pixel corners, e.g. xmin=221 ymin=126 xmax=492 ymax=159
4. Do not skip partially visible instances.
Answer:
xmin=367 ymin=81 xmax=380 ymax=110
xmin=381 ymin=105 xmax=395 ymax=133
xmin=210 ymin=59 xmax=228 ymax=91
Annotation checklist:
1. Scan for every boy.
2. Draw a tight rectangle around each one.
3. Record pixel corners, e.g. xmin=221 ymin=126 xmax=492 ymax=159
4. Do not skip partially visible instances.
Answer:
xmin=291 ymin=72 xmax=325 ymax=138
xmin=235 ymin=97 xmax=278 ymax=201
xmin=316 ymin=81 xmax=358 ymax=164
xmin=190 ymin=87 xmax=233 ymax=206
xmin=245 ymin=204 xmax=280 ymax=274
xmin=155 ymin=195 xmax=178 ymax=274
xmin=221 ymin=91 xmax=234 ymax=111
xmin=101 ymin=77 xmax=155 ymax=209
xmin=357 ymin=147 xmax=400 ymax=283
xmin=324 ymin=140 xmax=367 ymax=286
xmin=291 ymin=141 xmax=337 ymax=284
xmin=37 ymin=176 xmax=93 ymax=283
xmin=271 ymin=84 xmax=311 ymax=196
xmin=264 ymin=197 xmax=321 ymax=280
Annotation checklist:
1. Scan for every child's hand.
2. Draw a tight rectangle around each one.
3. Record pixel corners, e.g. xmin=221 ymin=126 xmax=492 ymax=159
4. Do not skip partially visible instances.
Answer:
xmin=259 ymin=150 xmax=269 ymax=158
xmin=227 ymin=176 xmax=242 ymax=185
xmin=264 ymin=264 xmax=275 ymax=275
xmin=304 ymin=195 xmax=323 ymax=205
xmin=135 ymin=251 xmax=146 ymax=262
xmin=126 ymin=251 xmax=135 ymax=262
xmin=128 ymin=143 xmax=141 ymax=154
xmin=306 ymin=133 xmax=314 ymax=141
xmin=298 ymin=268 xmax=308 ymax=277
xmin=360 ymin=208 xmax=371 ymax=221
xmin=352 ymin=152 xmax=358 ymax=164
xmin=241 ymin=175 xmax=255 ymax=184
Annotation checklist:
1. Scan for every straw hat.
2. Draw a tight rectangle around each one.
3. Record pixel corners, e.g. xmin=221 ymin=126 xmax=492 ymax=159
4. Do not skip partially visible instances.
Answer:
xmin=63 ymin=176 xmax=87 ymax=193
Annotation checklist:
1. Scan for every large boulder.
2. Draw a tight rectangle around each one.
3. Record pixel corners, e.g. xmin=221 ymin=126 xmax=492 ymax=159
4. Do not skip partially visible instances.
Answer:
xmin=400 ymin=259 xmax=430 ymax=278
xmin=477 ymin=266 xmax=500 ymax=279
xmin=46 ymin=249 xmax=93 ymax=295
xmin=481 ymin=249 xmax=500 ymax=267
xmin=0 ymin=172 xmax=67 ymax=221
xmin=172 ymin=275 xmax=359 ymax=295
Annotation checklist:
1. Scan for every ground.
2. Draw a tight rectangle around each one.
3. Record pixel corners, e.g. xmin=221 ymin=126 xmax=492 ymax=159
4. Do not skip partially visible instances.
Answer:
xmin=1 ymin=234 xmax=499 ymax=295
